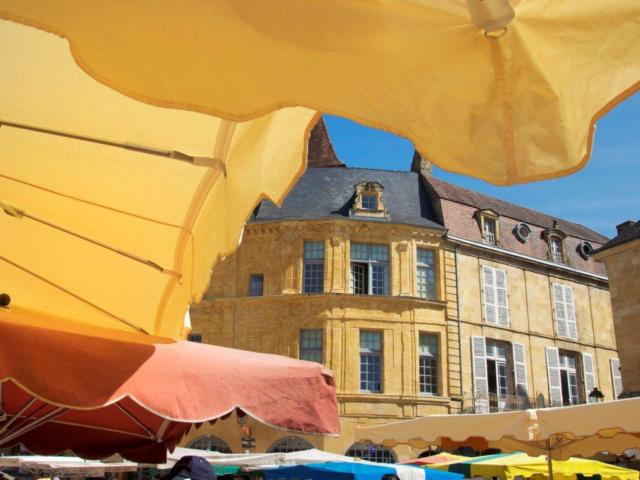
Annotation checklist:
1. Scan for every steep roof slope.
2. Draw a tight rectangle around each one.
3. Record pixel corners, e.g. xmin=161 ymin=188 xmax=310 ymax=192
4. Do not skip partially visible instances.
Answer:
xmin=252 ymin=167 xmax=443 ymax=230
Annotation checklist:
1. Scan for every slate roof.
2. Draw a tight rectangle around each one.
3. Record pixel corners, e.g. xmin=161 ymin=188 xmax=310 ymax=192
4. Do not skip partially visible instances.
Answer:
xmin=426 ymin=177 xmax=608 ymax=243
xmin=594 ymin=221 xmax=640 ymax=255
xmin=252 ymin=167 xmax=443 ymax=229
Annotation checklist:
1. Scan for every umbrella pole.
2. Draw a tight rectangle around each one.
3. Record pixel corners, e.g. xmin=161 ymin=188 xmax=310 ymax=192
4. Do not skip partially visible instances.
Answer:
xmin=546 ymin=441 xmax=554 ymax=480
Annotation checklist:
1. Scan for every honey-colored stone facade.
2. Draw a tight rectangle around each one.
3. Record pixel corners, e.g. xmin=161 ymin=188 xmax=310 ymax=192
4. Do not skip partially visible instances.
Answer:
xmin=188 ymin=218 xmax=618 ymax=461
xmin=593 ymin=238 xmax=640 ymax=394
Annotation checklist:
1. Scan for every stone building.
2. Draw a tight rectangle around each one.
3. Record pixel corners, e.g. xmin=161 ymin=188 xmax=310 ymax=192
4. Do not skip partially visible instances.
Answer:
xmin=184 ymin=120 xmax=621 ymax=461
xmin=592 ymin=220 xmax=640 ymax=397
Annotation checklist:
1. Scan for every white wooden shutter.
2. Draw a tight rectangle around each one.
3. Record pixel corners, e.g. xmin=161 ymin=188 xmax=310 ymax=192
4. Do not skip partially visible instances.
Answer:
xmin=582 ymin=352 xmax=596 ymax=402
xmin=610 ymin=358 xmax=623 ymax=399
xmin=552 ymin=284 xmax=568 ymax=338
xmin=545 ymin=346 xmax=563 ymax=406
xmin=471 ymin=336 xmax=489 ymax=413
xmin=564 ymin=286 xmax=578 ymax=340
xmin=512 ymin=343 xmax=528 ymax=397
xmin=495 ymin=269 xmax=509 ymax=326
xmin=482 ymin=267 xmax=497 ymax=325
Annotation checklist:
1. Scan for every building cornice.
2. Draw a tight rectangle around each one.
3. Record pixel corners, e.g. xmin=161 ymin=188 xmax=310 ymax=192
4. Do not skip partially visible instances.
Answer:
xmin=447 ymin=234 xmax=608 ymax=282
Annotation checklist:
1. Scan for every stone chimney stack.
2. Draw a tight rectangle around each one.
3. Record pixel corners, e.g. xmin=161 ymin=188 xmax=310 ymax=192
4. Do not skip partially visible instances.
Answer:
xmin=411 ymin=150 xmax=432 ymax=178
xmin=617 ymin=220 xmax=637 ymax=235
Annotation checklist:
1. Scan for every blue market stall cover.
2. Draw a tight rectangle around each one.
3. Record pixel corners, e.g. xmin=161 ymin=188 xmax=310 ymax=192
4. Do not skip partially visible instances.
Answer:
xmin=263 ymin=463 xmax=463 ymax=480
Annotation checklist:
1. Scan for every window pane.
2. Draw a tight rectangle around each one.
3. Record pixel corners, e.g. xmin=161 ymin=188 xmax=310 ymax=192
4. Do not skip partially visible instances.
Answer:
xmin=351 ymin=263 xmax=367 ymax=294
xmin=351 ymin=242 xmax=369 ymax=261
xmin=370 ymin=244 xmax=389 ymax=261
xmin=420 ymin=356 xmax=438 ymax=394
xmin=360 ymin=354 xmax=381 ymax=392
xmin=303 ymin=262 xmax=324 ymax=293
xmin=249 ymin=274 xmax=263 ymax=296
xmin=304 ymin=241 xmax=324 ymax=259
xmin=346 ymin=443 xmax=395 ymax=464
xmin=419 ymin=333 xmax=438 ymax=356
xmin=360 ymin=331 xmax=381 ymax=352
xmin=187 ymin=333 xmax=202 ymax=343
xmin=371 ymin=264 xmax=388 ymax=295
xmin=361 ymin=194 xmax=377 ymax=210
xmin=417 ymin=249 xmax=434 ymax=266
xmin=300 ymin=329 xmax=323 ymax=364
xmin=417 ymin=249 xmax=436 ymax=300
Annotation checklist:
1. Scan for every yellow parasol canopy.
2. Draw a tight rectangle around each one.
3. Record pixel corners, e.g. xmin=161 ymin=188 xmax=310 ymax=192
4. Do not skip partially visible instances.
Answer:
xmin=0 ymin=1 xmax=638 ymax=184
xmin=0 ymin=20 xmax=318 ymax=338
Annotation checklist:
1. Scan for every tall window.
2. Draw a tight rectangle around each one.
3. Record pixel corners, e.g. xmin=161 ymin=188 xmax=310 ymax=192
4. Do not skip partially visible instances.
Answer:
xmin=419 ymin=333 xmax=439 ymax=395
xmin=303 ymin=241 xmax=324 ymax=293
xmin=485 ymin=340 xmax=510 ymax=410
xmin=346 ymin=443 xmax=396 ymax=463
xmin=268 ymin=437 xmax=313 ymax=453
xmin=482 ymin=266 xmax=509 ymax=326
xmin=300 ymin=329 xmax=323 ymax=364
xmin=249 ymin=274 xmax=264 ymax=296
xmin=559 ymin=351 xmax=581 ymax=405
xmin=350 ymin=243 xmax=389 ymax=295
xmin=483 ymin=218 xmax=497 ymax=245
xmin=550 ymin=237 xmax=564 ymax=263
xmin=360 ymin=331 xmax=382 ymax=393
xmin=417 ymin=249 xmax=436 ymax=300
xmin=552 ymin=284 xmax=577 ymax=340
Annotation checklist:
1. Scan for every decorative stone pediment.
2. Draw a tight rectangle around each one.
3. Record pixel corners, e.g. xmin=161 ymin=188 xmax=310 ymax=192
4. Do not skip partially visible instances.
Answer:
xmin=350 ymin=181 xmax=389 ymax=219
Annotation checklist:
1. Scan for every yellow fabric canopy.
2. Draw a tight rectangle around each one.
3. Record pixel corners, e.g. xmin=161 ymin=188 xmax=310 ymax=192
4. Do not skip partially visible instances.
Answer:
xmin=0 ymin=1 xmax=638 ymax=184
xmin=430 ymin=452 xmax=639 ymax=480
xmin=0 ymin=20 xmax=318 ymax=338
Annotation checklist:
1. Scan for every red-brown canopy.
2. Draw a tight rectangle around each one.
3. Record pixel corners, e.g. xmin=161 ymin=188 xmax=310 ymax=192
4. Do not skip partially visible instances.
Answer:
xmin=0 ymin=307 xmax=339 ymax=462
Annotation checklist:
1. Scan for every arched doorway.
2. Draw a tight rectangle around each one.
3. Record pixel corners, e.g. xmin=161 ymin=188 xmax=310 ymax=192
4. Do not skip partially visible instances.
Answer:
xmin=346 ymin=442 xmax=396 ymax=463
xmin=187 ymin=435 xmax=233 ymax=453
xmin=267 ymin=436 xmax=313 ymax=453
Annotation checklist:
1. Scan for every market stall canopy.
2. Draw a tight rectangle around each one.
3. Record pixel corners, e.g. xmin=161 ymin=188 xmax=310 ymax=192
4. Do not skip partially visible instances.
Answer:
xmin=0 ymin=455 xmax=138 ymax=477
xmin=401 ymin=453 xmax=468 ymax=465
xmin=0 ymin=309 xmax=339 ymax=462
xmin=356 ymin=398 xmax=640 ymax=459
xmin=429 ymin=451 xmax=639 ymax=480
xmin=0 ymin=1 xmax=638 ymax=184
xmin=0 ymin=19 xmax=318 ymax=339
xmin=262 ymin=463 xmax=463 ymax=480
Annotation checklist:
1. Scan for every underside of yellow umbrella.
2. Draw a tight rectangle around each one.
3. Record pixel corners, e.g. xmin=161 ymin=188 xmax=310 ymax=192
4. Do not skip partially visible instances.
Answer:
xmin=0 ymin=20 xmax=318 ymax=338
xmin=0 ymin=1 xmax=637 ymax=184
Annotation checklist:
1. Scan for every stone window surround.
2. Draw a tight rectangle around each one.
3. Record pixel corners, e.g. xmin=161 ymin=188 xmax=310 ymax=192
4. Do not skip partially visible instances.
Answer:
xmin=543 ymin=223 xmax=568 ymax=264
xmin=475 ymin=209 xmax=501 ymax=246
xmin=350 ymin=181 xmax=388 ymax=219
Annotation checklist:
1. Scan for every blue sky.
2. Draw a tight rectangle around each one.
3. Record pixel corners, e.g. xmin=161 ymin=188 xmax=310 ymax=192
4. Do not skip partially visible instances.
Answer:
xmin=323 ymin=93 xmax=639 ymax=239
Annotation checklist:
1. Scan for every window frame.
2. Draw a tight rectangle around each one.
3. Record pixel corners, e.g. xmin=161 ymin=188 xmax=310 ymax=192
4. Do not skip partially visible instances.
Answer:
xmin=416 ymin=248 xmax=437 ymax=300
xmin=350 ymin=242 xmax=390 ymax=296
xmin=482 ymin=265 xmax=510 ymax=327
xmin=419 ymin=332 xmax=439 ymax=395
xmin=558 ymin=350 xmax=583 ymax=405
xmin=549 ymin=235 xmax=565 ymax=263
xmin=302 ymin=240 xmax=325 ymax=294
xmin=552 ymin=283 xmax=578 ymax=340
xmin=299 ymin=329 xmax=324 ymax=364
xmin=359 ymin=330 xmax=383 ymax=393
xmin=248 ymin=273 xmax=264 ymax=296
xmin=346 ymin=443 xmax=396 ymax=464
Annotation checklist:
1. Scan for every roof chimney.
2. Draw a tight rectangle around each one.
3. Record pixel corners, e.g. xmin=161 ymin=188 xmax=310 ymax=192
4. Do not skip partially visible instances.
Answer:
xmin=411 ymin=150 xmax=432 ymax=177
xmin=617 ymin=220 xmax=637 ymax=235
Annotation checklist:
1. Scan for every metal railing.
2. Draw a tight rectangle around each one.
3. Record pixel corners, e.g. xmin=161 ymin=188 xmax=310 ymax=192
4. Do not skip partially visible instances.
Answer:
xmin=459 ymin=393 xmax=564 ymax=414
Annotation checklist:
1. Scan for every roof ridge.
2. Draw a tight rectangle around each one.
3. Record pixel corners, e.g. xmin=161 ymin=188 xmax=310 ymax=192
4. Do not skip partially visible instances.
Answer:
xmin=308 ymin=165 xmax=415 ymax=175
xmin=427 ymin=176 xmax=608 ymax=242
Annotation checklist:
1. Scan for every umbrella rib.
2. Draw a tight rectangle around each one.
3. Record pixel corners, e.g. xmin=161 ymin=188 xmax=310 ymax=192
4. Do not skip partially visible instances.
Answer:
xmin=0 ymin=255 xmax=149 ymax=334
xmin=1 ymin=199 xmax=181 ymax=278
xmin=0 ymin=397 xmax=37 ymax=435
xmin=0 ymin=406 xmax=67 ymax=446
xmin=115 ymin=403 xmax=156 ymax=439
xmin=0 ymin=119 xmax=221 ymax=168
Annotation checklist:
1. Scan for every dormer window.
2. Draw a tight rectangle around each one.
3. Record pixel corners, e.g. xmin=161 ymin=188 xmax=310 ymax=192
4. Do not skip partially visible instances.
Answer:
xmin=361 ymin=194 xmax=378 ymax=210
xmin=475 ymin=209 xmax=500 ymax=245
xmin=350 ymin=181 xmax=388 ymax=219
xmin=544 ymin=221 xmax=567 ymax=264
xmin=550 ymin=237 xmax=564 ymax=263
xmin=484 ymin=218 xmax=497 ymax=245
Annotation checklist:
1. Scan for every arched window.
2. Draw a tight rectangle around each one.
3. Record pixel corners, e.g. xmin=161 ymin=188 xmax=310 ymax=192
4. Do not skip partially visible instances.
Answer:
xmin=187 ymin=435 xmax=232 ymax=453
xmin=346 ymin=442 xmax=396 ymax=463
xmin=267 ymin=436 xmax=313 ymax=453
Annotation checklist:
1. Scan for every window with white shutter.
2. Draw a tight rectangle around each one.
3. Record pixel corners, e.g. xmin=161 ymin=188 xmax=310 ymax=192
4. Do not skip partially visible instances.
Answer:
xmin=582 ymin=352 xmax=596 ymax=402
xmin=610 ymin=358 xmax=623 ymax=399
xmin=471 ymin=336 xmax=489 ymax=413
xmin=545 ymin=346 xmax=563 ymax=406
xmin=482 ymin=266 xmax=509 ymax=326
xmin=512 ymin=343 xmax=528 ymax=398
xmin=552 ymin=284 xmax=577 ymax=340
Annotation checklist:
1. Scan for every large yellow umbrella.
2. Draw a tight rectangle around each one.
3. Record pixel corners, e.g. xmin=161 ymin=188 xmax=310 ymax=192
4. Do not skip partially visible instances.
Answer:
xmin=0 ymin=1 xmax=637 ymax=185
xmin=0 ymin=20 xmax=318 ymax=338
